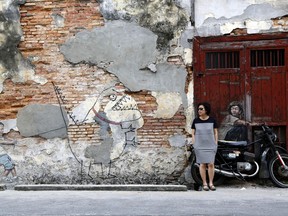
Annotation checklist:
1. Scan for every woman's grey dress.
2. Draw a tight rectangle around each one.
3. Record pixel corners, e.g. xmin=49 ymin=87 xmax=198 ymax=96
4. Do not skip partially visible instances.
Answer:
xmin=192 ymin=117 xmax=217 ymax=163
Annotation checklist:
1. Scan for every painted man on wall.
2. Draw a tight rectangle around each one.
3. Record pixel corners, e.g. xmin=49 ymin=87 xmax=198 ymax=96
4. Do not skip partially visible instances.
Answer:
xmin=218 ymin=101 xmax=258 ymax=141
xmin=0 ymin=122 xmax=18 ymax=182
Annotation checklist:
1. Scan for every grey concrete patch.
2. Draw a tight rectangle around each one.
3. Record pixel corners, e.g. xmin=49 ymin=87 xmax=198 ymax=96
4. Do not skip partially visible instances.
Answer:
xmin=60 ymin=20 xmax=157 ymax=69
xmin=17 ymin=104 xmax=69 ymax=139
xmin=14 ymin=184 xmax=188 ymax=191
xmin=85 ymin=143 xmax=112 ymax=165
xmin=98 ymin=0 xmax=189 ymax=49
xmin=60 ymin=20 xmax=188 ymax=106
xmin=168 ymin=134 xmax=186 ymax=147
xmin=85 ymin=111 xmax=113 ymax=165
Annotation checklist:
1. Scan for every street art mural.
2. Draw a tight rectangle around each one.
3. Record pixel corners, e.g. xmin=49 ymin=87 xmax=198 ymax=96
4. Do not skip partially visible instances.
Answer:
xmin=0 ymin=122 xmax=18 ymax=182
xmin=218 ymin=101 xmax=259 ymax=142
xmin=52 ymin=82 xmax=144 ymax=179
xmin=218 ymin=101 xmax=248 ymax=141
xmin=82 ymin=83 xmax=144 ymax=154
xmin=3 ymin=0 xmax=287 ymax=186
xmin=85 ymin=83 xmax=144 ymax=178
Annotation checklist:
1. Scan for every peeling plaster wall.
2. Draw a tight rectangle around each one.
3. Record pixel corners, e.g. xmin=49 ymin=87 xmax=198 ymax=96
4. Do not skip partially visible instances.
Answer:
xmin=1 ymin=0 xmax=288 ymax=186
xmin=0 ymin=1 xmax=191 ymax=184
xmin=5 ymin=137 xmax=187 ymax=185
xmin=152 ymin=92 xmax=182 ymax=119
xmin=0 ymin=0 xmax=47 ymax=93
xmin=60 ymin=20 xmax=188 ymax=105
xmin=194 ymin=0 xmax=288 ymax=36
xmin=98 ymin=0 xmax=189 ymax=49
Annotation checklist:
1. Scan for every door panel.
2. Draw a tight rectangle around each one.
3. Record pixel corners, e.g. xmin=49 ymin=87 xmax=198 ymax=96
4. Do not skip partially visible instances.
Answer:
xmin=248 ymin=47 xmax=287 ymax=123
xmin=251 ymin=67 xmax=286 ymax=122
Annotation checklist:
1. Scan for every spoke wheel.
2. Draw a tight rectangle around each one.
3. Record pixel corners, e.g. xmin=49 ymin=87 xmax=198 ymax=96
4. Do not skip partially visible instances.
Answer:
xmin=269 ymin=153 xmax=288 ymax=188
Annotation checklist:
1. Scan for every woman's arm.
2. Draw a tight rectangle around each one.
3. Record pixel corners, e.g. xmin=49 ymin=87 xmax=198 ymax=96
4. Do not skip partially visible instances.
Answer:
xmin=191 ymin=129 xmax=195 ymax=145
xmin=214 ymin=128 xmax=218 ymax=144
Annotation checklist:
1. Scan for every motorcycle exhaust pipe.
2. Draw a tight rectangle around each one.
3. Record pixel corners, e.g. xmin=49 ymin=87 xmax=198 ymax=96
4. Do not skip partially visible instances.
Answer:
xmin=214 ymin=162 xmax=259 ymax=178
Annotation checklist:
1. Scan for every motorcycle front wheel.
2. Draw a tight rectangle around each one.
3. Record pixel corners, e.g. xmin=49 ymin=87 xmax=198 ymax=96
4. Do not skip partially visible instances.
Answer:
xmin=191 ymin=157 xmax=225 ymax=186
xmin=269 ymin=153 xmax=288 ymax=188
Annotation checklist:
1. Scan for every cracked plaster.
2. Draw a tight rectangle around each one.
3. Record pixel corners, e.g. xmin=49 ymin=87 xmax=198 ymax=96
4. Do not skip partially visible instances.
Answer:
xmin=98 ymin=0 xmax=189 ymax=50
xmin=152 ymin=92 xmax=182 ymax=119
xmin=61 ymin=0 xmax=192 ymax=110
xmin=195 ymin=1 xmax=288 ymax=36
xmin=60 ymin=20 xmax=188 ymax=107
xmin=0 ymin=118 xmax=17 ymax=133
xmin=0 ymin=0 xmax=47 ymax=93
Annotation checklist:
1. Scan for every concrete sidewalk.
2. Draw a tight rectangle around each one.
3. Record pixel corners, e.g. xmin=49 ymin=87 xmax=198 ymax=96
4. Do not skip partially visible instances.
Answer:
xmin=1 ymin=186 xmax=287 ymax=216
xmin=1 ymin=184 xmax=188 ymax=191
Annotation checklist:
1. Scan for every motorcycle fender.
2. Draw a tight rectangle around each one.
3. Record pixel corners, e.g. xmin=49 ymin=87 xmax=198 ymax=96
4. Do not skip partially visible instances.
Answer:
xmin=259 ymin=149 xmax=270 ymax=178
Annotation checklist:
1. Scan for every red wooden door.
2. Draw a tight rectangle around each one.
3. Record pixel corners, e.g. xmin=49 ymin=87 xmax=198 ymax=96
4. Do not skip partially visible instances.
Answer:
xmin=193 ymin=33 xmax=288 ymax=149
xmin=247 ymin=45 xmax=288 ymax=147
xmin=193 ymin=39 xmax=245 ymax=122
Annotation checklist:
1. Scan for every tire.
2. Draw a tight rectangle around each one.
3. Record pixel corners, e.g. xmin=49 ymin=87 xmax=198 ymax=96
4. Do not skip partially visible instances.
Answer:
xmin=191 ymin=156 xmax=225 ymax=186
xmin=268 ymin=153 xmax=288 ymax=188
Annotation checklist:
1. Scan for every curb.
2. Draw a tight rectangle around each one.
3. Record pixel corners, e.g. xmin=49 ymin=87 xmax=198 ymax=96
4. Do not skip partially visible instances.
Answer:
xmin=14 ymin=184 xmax=188 ymax=191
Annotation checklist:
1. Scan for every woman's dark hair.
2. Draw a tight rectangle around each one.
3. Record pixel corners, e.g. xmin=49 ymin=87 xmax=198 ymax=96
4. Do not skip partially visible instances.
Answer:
xmin=197 ymin=102 xmax=211 ymax=115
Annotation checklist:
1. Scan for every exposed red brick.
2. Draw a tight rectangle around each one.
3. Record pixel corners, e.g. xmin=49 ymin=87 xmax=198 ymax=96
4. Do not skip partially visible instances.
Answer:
xmin=0 ymin=0 xmax=187 ymax=148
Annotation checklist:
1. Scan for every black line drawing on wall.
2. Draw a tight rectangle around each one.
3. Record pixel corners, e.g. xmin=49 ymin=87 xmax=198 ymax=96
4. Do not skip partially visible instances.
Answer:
xmin=92 ymin=83 xmax=143 ymax=155
xmin=85 ymin=83 xmax=144 ymax=178
xmin=53 ymin=82 xmax=144 ymax=180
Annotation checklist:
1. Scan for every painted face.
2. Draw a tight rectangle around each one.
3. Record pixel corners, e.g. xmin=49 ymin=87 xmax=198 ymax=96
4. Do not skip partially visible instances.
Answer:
xmin=109 ymin=94 xmax=117 ymax=101
xmin=230 ymin=106 xmax=240 ymax=116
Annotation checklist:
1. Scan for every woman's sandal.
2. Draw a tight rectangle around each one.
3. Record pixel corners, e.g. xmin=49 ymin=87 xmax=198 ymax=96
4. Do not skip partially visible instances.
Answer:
xmin=202 ymin=185 xmax=209 ymax=191
xmin=209 ymin=185 xmax=216 ymax=191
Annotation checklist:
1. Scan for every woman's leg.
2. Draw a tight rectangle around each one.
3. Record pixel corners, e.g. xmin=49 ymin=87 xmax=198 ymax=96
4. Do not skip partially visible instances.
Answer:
xmin=199 ymin=163 xmax=207 ymax=186
xmin=208 ymin=163 xmax=215 ymax=186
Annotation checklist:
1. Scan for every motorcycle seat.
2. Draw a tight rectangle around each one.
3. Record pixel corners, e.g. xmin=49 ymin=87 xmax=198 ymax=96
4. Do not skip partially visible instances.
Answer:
xmin=218 ymin=139 xmax=247 ymax=147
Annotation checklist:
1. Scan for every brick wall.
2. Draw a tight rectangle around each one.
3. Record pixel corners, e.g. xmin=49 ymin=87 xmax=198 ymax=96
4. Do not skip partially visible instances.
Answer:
xmin=1 ymin=0 xmax=187 ymax=147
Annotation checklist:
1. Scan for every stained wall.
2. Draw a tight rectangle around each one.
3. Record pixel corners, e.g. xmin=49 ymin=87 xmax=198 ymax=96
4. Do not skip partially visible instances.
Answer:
xmin=0 ymin=0 xmax=287 ymax=185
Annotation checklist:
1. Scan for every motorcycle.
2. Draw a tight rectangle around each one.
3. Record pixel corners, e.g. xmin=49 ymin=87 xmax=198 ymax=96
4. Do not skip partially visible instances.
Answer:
xmin=190 ymin=124 xmax=288 ymax=188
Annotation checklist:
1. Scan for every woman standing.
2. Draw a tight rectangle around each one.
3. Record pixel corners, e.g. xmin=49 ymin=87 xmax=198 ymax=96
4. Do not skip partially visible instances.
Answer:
xmin=191 ymin=102 xmax=218 ymax=191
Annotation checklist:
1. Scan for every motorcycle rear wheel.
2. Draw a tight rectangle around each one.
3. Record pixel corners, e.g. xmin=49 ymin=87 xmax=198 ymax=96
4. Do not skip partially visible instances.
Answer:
xmin=191 ymin=157 xmax=225 ymax=186
xmin=269 ymin=153 xmax=288 ymax=188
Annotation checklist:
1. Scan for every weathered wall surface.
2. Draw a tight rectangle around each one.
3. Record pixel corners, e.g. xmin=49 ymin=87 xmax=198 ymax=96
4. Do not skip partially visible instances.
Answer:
xmin=0 ymin=0 xmax=287 ymax=185
xmin=0 ymin=0 xmax=192 ymax=185
xmin=194 ymin=0 xmax=288 ymax=36
xmin=0 ymin=0 xmax=47 ymax=93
